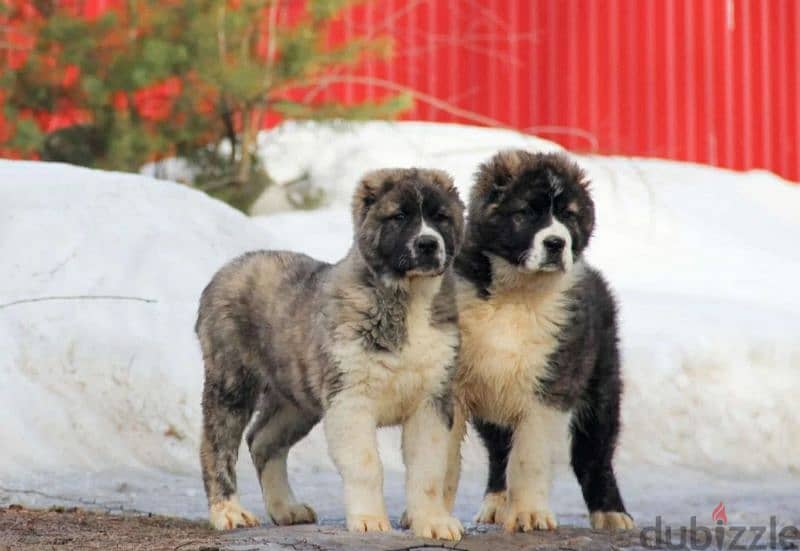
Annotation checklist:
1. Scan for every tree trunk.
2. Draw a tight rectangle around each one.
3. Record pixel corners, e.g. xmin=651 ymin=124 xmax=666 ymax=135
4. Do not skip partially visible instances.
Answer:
xmin=236 ymin=110 xmax=253 ymax=184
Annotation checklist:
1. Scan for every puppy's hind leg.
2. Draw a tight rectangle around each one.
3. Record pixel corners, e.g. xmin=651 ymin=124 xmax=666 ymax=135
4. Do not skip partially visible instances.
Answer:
xmin=247 ymin=395 xmax=319 ymax=526
xmin=571 ymin=349 xmax=634 ymax=531
xmin=200 ymin=360 xmax=261 ymax=530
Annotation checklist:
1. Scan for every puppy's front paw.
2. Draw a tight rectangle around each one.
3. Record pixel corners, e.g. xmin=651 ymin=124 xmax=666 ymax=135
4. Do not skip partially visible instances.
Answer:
xmin=209 ymin=499 xmax=260 ymax=530
xmin=269 ymin=502 xmax=317 ymax=526
xmin=502 ymin=506 xmax=557 ymax=532
xmin=591 ymin=511 xmax=635 ymax=530
xmin=473 ymin=491 xmax=506 ymax=524
xmin=407 ymin=512 xmax=463 ymax=541
xmin=346 ymin=514 xmax=392 ymax=533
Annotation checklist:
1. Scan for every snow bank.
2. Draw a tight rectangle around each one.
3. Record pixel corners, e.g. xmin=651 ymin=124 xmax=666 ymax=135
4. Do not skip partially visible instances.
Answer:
xmin=2 ymin=122 xmax=799 ymax=485
xmin=0 ymin=162 xmax=274 ymax=475
xmin=582 ymin=158 xmax=800 ymax=473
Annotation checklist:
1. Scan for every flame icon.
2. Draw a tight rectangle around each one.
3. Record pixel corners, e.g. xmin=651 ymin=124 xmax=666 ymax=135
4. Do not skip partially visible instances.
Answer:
xmin=712 ymin=501 xmax=728 ymax=524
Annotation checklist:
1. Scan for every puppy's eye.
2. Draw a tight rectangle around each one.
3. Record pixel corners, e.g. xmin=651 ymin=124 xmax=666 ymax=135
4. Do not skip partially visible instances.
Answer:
xmin=511 ymin=209 xmax=534 ymax=224
xmin=433 ymin=211 xmax=450 ymax=223
xmin=563 ymin=209 xmax=578 ymax=220
xmin=389 ymin=212 xmax=406 ymax=222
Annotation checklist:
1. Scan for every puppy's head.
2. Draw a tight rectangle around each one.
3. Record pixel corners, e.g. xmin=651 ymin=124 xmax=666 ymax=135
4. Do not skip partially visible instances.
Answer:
xmin=352 ymin=168 xmax=465 ymax=279
xmin=468 ymin=150 xmax=594 ymax=273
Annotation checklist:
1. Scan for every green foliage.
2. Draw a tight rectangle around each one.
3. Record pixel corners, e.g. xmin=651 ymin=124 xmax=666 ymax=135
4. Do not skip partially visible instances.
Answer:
xmin=2 ymin=0 xmax=409 ymax=212
xmin=273 ymin=93 xmax=413 ymax=120
xmin=11 ymin=118 xmax=45 ymax=152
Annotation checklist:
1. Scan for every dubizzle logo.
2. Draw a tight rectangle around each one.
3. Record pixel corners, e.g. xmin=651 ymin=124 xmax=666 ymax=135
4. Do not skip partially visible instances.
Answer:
xmin=639 ymin=501 xmax=800 ymax=550
xmin=712 ymin=501 xmax=728 ymax=525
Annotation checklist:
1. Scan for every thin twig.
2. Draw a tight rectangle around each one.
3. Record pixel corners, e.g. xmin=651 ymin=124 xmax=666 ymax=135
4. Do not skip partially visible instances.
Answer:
xmin=523 ymin=125 xmax=600 ymax=152
xmin=302 ymin=75 xmax=509 ymax=129
xmin=386 ymin=544 xmax=468 ymax=551
xmin=296 ymin=0 xmax=428 ymax=103
xmin=173 ymin=539 xmax=212 ymax=551
xmin=0 ymin=295 xmax=158 ymax=310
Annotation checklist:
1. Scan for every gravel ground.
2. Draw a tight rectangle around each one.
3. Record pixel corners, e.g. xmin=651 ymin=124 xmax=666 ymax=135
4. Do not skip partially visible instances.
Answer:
xmin=2 ymin=463 xmax=798 ymax=550
xmin=3 ymin=506 xmax=799 ymax=551
xmin=0 ymin=505 xmax=216 ymax=551
xmin=0 ymin=505 xmax=679 ymax=550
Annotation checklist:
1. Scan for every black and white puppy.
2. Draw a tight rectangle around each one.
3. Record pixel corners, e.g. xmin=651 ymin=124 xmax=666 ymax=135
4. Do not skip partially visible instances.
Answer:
xmin=446 ymin=150 xmax=634 ymax=532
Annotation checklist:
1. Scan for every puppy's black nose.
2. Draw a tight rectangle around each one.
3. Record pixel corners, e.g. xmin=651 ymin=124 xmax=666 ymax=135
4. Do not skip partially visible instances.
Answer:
xmin=543 ymin=236 xmax=566 ymax=253
xmin=415 ymin=236 xmax=439 ymax=255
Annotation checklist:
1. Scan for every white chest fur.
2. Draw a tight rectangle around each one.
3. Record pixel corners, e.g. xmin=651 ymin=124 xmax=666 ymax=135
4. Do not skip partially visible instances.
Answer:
xmin=455 ymin=263 xmax=580 ymax=426
xmin=331 ymin=276 xmax=458 ymax=426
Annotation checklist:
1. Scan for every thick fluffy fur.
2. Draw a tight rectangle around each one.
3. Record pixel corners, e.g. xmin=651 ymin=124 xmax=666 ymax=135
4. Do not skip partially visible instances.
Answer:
xmin=448 ymin=151 xmax=634 ymax=532
xmin=197 ymin=168 xmax=465 ymax=540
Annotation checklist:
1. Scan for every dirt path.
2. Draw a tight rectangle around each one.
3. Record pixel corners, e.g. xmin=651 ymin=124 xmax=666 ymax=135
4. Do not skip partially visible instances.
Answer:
xmin=10 ymin=505 xmax=799 ymax=551
xmin=0 ymin=505 xmax=800 ymax=551
xmin=0 ymin=505 xmax=217 ymax=551
xmin=0 ymin=505 xmax=659 ymax=551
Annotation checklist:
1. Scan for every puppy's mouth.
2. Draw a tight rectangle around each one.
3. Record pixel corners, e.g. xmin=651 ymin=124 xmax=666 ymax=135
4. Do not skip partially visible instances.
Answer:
xmin=520 ymin=251 xmax=568 ymax=273
xmin=406 ymin=259 xmax=446 ymax=277
xmin=537 ymin=259 xmax=565 ymax=272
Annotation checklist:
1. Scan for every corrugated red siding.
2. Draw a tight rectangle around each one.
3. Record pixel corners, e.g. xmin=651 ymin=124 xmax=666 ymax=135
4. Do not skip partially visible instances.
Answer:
xmin=22 ymin=0 xmax=800 ymax=182
xmin=327 ymin=0 xmax=800 ymax=182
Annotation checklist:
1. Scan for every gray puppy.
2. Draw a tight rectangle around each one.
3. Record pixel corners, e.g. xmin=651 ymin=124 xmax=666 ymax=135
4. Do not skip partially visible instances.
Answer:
xmin=196 ymin=168 xmax=465 ymax=540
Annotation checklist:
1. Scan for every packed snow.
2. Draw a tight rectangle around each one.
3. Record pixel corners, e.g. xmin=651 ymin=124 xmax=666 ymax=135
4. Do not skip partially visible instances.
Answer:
xmin=2 ymin=122 xmax=799 ymax=526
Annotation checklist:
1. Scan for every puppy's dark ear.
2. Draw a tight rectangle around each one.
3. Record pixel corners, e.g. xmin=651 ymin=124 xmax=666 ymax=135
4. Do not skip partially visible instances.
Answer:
xmin=352 ymin=169 xmax=394 ymax=226
xmin=473 ymin=150 xmax=526 ymax=208
xmin=540 ymin=151 xmax=590 ymax=189
xmin=428 ymin=169 xmax=463 ymax=206
xmin=490 ymin=150 xmax=523 ymax=191
xmin=426 ymin=169 xmax=466 ymax=251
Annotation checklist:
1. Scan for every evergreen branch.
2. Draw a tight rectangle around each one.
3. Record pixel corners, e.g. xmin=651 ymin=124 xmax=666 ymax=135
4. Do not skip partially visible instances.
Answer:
xmin=272 ymin=93 xmax=410 ymax=120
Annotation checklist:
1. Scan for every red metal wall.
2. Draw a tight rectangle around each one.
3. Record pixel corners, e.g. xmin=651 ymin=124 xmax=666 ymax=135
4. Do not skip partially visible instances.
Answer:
xmin=328 ymin=0 xmax=800 ymax=182
xmin=15 ymin=0 xmax=800 ymax=182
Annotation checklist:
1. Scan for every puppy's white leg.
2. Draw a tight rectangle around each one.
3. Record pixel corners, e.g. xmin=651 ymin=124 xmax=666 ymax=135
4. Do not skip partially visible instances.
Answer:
xmin=501 ymin=401 xmax=569 ymax=532
xmin=260 ymin=449 xmax=317 ymax=525
xmin=399 ymin=406 xmax=464 ymax=529
xmin=324 ymin=395 xmax=390 ymax=533
xmin=402 ymin=400 xmax=464 ymax=541
xmin=443 ymin=404 xmax=467 ymax=514
xmin=474 ymin=491 xmax=507 ymax=524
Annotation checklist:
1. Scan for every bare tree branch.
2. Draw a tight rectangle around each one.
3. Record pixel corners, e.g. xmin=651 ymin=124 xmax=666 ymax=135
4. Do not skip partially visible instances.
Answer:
xmin=303 ymin=74 xmax=509 ymax=129
xmin=0 ymin=295 xmax=157 ymax=310
xmin=523 ymin=125 xmax=600 ymax=152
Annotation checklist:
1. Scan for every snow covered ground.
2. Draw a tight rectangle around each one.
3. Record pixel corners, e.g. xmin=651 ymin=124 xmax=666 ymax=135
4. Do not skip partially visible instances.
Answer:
xmin=2 ymin=122 xmax=799 ymax=528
